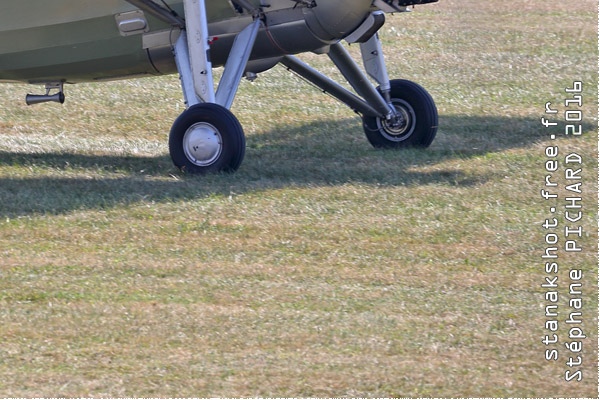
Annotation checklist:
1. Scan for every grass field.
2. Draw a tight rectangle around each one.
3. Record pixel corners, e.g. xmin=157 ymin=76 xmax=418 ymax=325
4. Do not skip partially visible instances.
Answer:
xmin=0 ymin=0 xmax=598 ymax=397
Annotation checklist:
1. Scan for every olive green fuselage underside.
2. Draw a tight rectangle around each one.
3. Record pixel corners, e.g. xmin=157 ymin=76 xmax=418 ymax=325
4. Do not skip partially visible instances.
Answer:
xmin=0 ymin=0 xmax=378 ymax=84
xmin=0 ymin=0 xmax=249 ymax=83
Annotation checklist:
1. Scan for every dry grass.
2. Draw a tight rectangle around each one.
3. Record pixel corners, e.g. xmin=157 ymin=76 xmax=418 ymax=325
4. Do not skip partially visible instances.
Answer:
xmin=0 ymin=0 xmax=598 ymax=397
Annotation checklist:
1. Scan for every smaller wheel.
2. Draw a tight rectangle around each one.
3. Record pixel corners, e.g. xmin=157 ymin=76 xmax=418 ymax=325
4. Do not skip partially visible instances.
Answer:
xmin=363 ymin=79 xmax=438 ymax=149
xmin=169 ymin=103 xmax=246 ymax=174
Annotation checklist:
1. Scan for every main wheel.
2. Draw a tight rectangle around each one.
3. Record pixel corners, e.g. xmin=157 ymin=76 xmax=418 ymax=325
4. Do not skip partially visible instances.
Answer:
xmin=363 ymin=79 xmax=438 ymax=149
xmin=169 ymin=103 xmax=246 ymax=174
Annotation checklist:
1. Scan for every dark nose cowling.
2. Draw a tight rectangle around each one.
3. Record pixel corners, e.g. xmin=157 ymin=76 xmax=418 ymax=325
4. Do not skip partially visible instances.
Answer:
xmin=304 ymin=0 xmax=374 ymax=41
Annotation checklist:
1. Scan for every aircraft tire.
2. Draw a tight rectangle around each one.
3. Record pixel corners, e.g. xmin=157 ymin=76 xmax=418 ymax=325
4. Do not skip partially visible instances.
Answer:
xmin=362 ymin=79 xmax=438 ymax=149
xmin=169 ymin=103 xmax=246 ymax=174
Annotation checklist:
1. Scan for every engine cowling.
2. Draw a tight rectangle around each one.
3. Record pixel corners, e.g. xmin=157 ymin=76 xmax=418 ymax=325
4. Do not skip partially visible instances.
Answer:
xmin=304 ymin=0 xmax=374 ymax=41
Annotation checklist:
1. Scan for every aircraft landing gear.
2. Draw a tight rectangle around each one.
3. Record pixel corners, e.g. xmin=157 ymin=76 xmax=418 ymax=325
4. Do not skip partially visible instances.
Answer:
xmin=281 ymin=30 xmax=438 ymax=153
xmin=170 ymin=0 xmax=260 ymax=174
xmin=362 ymin=79 xmax=438 ymax=148
xmin=167 ymin=0 xmax=438 ymax=174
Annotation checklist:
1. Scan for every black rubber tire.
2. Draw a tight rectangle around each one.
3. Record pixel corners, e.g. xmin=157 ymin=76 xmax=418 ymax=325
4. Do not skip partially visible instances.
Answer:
xmin=169 ymin=103 xmax=246 ymax=174
xmin=363 ymin=79 xmax=438 ymax=149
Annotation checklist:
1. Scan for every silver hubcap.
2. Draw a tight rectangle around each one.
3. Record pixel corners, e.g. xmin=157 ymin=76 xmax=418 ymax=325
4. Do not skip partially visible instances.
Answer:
xmin=378 ymin=99 xmax=416 ymax=142
xmin=183 ymin=122 xmax=223 ymax=166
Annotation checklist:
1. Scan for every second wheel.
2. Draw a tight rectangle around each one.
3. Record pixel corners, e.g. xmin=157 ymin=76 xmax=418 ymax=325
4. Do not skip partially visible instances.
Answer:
xmin=363 ymin=79 xmax=438 ymax=149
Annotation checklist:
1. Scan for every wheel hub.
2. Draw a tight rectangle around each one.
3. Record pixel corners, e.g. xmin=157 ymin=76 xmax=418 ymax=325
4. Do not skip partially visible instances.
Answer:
xmin=183 ymin=122 xmax=223 ymax=166
xmin=379 ymin=100 xmax=416 ymax=141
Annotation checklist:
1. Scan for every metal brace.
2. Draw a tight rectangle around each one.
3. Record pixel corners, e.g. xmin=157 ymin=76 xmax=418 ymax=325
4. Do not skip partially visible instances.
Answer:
xmin=174 ymin=0 xmax=261 ymax=109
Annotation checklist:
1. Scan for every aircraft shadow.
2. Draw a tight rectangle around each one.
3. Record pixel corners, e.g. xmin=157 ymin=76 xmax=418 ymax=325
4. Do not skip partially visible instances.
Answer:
xmin=0 ymin=114 xmax=590 ymax=217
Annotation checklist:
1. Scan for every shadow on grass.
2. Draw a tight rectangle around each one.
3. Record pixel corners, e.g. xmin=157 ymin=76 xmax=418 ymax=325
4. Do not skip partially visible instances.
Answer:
xmin=0 ymin=114 xmax=591 ymax=216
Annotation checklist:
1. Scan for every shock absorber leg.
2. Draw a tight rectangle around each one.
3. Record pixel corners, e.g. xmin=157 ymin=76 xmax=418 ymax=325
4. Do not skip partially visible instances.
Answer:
xmin=327 ymin=42 xmax=393 ymax=119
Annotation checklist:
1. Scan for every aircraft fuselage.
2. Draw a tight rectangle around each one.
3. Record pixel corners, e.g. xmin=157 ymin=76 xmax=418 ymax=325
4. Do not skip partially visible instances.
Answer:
xmin=0 ymin=0 xmax=374 ymax=83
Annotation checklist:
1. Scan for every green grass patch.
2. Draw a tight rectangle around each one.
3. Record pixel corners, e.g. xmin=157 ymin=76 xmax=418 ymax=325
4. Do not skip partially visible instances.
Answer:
xmin=0 ymin=0 xmax=598 ymax=397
